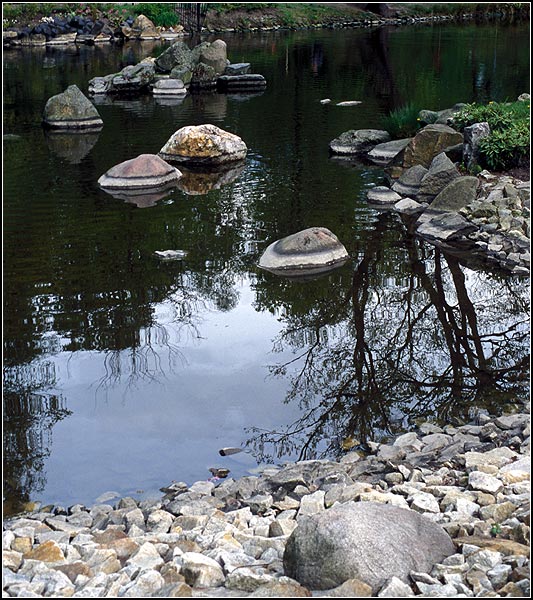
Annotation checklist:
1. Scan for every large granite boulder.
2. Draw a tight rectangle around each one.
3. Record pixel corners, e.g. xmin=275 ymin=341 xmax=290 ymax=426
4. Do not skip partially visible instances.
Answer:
xmin=155 ymin=41 xmax=193 ymax=73
xmin=159 ymin=124 xmax=247 ymax=166
xmin=329 ymin=129 xmax=391 ymax=155
xmin=197 ymin=39 xmax=227 ymax=76
xmin=417 ymin=152 xmax=461 ymax=203
xmin=401 ymin=124 xmax=464 ymax=169
xmin=463 ymin=122 xmax=490 ymax=170
xmin=258 ymin=227 xmax=349 ymax=277
xmin=42 ymin=84 xmax=103 ymax=129
xmin=430 ymin=176 xmax=479 ymax=212
xmin=283 ymin=502 xmax=455 ymax=593
xmin=98 ymin=154 xmax=182 ymax=190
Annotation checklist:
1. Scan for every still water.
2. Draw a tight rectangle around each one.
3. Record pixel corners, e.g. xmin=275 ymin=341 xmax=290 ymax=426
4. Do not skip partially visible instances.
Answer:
xmin=3 ymin=23 xmax=530 ymax=514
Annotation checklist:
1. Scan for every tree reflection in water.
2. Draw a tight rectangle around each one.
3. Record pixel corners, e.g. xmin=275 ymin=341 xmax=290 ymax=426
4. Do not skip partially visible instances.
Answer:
xmin=246 ymin=216 xmax=529 ymax=463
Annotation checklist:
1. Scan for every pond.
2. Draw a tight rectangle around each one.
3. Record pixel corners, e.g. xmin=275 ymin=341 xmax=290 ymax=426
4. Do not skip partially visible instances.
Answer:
xmin=3 ymin=22 xmax=530 ymax=515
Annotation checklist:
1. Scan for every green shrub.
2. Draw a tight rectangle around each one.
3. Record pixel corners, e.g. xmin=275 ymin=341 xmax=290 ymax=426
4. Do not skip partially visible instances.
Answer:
xmin=454 ymin=100 xmax=530 ymax=170
xmin=132 ymin=3 xmax=180 ymax=27
xmin=382 ymin=103 xmax=421 ymax=139
xmin=478 ymin=121 xmax=530 ymax=170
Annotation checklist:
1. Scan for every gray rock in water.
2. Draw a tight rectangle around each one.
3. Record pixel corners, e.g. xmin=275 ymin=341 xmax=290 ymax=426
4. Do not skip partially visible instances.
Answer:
xmin=367 ymin=186 xmax=402 ymax=206
xmin=217 ymin=74 xmax=267 ymax=90
xmin=258 ymin=227 xmax=349 ymax=277
xmin=392 ymin=164 xmax=428 ymax=196
xmin=198 ymin=39 xmax=228 ymax=76
xmin=416 ymin=211 xmax=478 ymax=242
xmin=367 ymin=138 xmax=411 ymax=166
xmin=190 ymin=62 xmax=217 ymax=90
xmin=98 ymin=154 xmax=182 ymax=190
xmin=159 ymin=124 xmax=247 ymax=166
xmin=224 ymin=63 xmax=251 ymax=75
xmin=156 ymin=41 xmax=193 ymax=73
xmin=152 ymin=79 xmax=186 ymax=96
xmin=463 ymin=122 xmax=490 ymax=170
xmin=329 ymin=129 xmax=391 ymax=155
xmin=431 ymin=176 xmax=479 ymax=212
xmin=417 ymin=152 xmax=461 ymax=203
xmin=394 ymin=198 xmax=426 ymax=215
xmin=42 ymin=85 xmax=103 ymax=129
xmin=283 ymin=502 xmax=455 ymax=592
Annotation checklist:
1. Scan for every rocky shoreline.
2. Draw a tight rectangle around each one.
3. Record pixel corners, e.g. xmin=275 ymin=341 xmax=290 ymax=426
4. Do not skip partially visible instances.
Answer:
xmin=3 ymin=397 xmax=530 ymax=598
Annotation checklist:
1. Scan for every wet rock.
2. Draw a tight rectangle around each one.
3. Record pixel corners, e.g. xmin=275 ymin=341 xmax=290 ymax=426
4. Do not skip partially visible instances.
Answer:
xmin=415 ymin=211 xmax=477 ymax=243
xmin=283 ymin=501 xmax=455 ymax=592
xmin=98 ymin=154 xmax=182 ymax=191
xmin=258 ymin=227 xmax=349 ymax=277
xmin=42 ymin=84 xmax=103 ymax=130
xmin=159 ymin=124 xmax=247 ymax=166
xmin=329 ymin=129 xmax=391 ymax=155
xmin=190 ymin=62 xmax=217 ymax=90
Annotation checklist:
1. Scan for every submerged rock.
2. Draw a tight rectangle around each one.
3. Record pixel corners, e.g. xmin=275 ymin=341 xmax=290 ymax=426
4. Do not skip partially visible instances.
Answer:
xmin=159 ymin=124 xmax=247 ymax=166
xmin=44 ymin=129 xmax=100 ymax=164
xmin=258 ymin=227 xmax=349 ymax=277
xmin=42 ymin=84 xmax=103 ymax=129
xmin=177 ymin=162 xmax=245 ymax=195
xmin=283 ymin=501 xmax=455 ymax=593
xmin=98 ymin=154 xmax=182 ymax=190
xmin=217 ymin=74 xmax=267 ymax=91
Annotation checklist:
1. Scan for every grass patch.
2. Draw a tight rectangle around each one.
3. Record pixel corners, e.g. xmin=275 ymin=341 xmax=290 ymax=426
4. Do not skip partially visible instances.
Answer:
xmin=382 ymin=103 xmax=422 ymax=139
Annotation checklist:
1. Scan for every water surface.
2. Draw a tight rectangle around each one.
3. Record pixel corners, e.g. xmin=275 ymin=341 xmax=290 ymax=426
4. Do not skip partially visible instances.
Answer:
xmin=3 ymin=23 xmax=530 ymax=513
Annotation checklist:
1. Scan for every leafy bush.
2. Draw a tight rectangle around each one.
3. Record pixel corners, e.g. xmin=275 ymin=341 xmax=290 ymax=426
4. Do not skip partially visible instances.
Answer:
xmin=454 ymin=100 xmax=530 ymax=170
xmin=382 ymin=103 xmax=421 ymax=139
xmin=132 ymin=3 xmax=180 ymax=27
xmin=478 ymin=121 xmax=530 ymax=170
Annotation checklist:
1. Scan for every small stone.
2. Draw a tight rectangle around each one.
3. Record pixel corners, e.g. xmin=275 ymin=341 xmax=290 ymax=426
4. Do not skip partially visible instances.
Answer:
xmin=411 ymin=492 xmax=440 ymax=513
xmin=469 ymin=471 xmax=504 ymax=494
xmin=378 ymin=576 xmax=414 ymax=597
xmin=3 ymin=549 xmax=23 ymax=571
xmin=367 ymin=186 xmax=402 ymax=206
xmin=180 ymin=552 xmax=225 ymax=588
xmin=487 ymin=563 xmax=512 ymax=588
xmin=24 ymin=540 xmax=65 ymax=563
xmin=297 ymin=491 xmax=325 ymax=519
xmin=126 ymin=542 xmax=164 ymax=570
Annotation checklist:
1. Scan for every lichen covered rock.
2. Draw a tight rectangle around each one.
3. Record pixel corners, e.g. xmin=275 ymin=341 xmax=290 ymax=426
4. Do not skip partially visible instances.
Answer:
xmin=43 ymin=85 xmax=103 ymax=129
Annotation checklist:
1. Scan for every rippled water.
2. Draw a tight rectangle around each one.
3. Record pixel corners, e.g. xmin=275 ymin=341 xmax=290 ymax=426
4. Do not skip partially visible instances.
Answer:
xmin=3 ymin=23 xmax=530 ymax=514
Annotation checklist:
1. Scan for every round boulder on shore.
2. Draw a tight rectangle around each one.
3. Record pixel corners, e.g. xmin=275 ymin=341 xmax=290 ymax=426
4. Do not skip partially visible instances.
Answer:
xmin=283 ymin=501 xmax=455 ymax=593
xmin=42 ymin=84 xmax=103 ymax=129
xmin=258 ymin=227 xmax=349 ymax=277
xmin=159 ymin=124 xmax=247 ymax=166
xmin=98 ymin=154 xmax=182 ymax=190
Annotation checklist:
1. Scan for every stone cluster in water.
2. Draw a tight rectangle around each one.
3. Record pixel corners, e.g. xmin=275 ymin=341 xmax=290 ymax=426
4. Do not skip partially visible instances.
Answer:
xmin=3 ymin=400 xmax=529 ymax=597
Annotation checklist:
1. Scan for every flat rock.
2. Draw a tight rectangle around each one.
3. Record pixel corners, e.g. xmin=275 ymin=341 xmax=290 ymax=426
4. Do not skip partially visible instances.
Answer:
xmin=367 ymin=138 xmax=411 ymax=166
xmin=224 ymin=63 xmax=251 ymax=75
xmin=394 ymin=198 xmax=426 ymax=215
xmin=367 ymin=186 xmax=402 ymax=206
xmin=217 ymin=74 xmax=267 ymax=90
xmin=153 ymin=79 xmax=186 ymax=96
xmin=258 ymin=227 xmax=349 ymax=277
xmin=329 ymin=129 xmax=391 ymax=155
xmin=283 ymin=501 xmax=455 ymax=593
